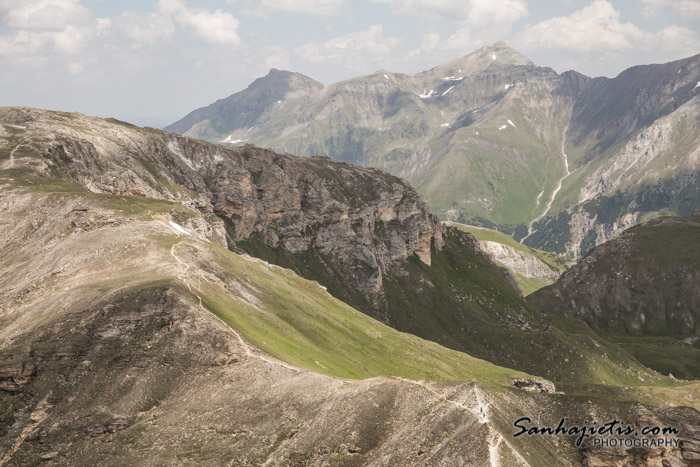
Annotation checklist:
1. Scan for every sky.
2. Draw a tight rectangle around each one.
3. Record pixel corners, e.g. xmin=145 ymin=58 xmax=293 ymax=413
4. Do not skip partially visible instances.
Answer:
xmin=1 ymin=0 xmax=698 ymax=127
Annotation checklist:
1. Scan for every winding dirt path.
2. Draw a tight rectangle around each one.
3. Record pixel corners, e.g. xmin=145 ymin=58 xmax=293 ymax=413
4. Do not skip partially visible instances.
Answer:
xmin=390 ymin=377 xmax=530 ymax=466
xmin=2 ymin=142 xmax=25 ymax=170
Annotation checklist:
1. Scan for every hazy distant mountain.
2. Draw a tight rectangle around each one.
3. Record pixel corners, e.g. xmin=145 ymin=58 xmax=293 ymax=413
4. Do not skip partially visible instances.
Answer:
xmin=168 ymin=42 xmax=700 ymax=259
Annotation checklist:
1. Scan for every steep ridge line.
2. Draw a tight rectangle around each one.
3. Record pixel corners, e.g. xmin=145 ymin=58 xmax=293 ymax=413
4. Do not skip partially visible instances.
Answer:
xmin=166 ymin=228 xmax=531 ymax=466
xmin=166 ymin=230 xmax=347 ymax=381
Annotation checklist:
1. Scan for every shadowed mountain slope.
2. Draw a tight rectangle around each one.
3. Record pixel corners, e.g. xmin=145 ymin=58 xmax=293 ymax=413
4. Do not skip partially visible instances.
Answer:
xmin=529 ymin=213 xmax=700 ymax=379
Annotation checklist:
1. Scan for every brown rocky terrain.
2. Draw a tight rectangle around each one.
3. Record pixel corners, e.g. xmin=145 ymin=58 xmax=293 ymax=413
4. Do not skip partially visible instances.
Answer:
xmin=529 ymin=215 xmax=700 ymax=336
xmin=0 ymin=107 xmax=665 ymax=387
xmin=0 ymin=170 xmax=698 ymax=466
xmin=1 ymin=108 xmax=700 ymax=465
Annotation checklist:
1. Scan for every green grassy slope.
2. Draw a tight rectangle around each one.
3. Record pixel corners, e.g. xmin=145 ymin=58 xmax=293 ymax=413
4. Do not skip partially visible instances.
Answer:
xmin=197 ymin=242 xmax=526 ymax=383
xmin=237 ymin=222 xmax=668 ymax=387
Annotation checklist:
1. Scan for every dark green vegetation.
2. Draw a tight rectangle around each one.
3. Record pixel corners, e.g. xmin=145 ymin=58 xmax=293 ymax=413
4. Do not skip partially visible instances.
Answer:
xmin=609 ymin=336 xmax=700 ymax=380
xmin=529 ymin=214 xmax=700 ymax=379
xmin=238 ymin=226 xmax=664 ymax=386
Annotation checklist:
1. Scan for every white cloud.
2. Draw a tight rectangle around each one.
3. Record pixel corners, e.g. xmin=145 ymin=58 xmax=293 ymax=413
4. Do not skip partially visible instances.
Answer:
xmin=649 ymin=24 xmax=699 ymax=52
xmin=295 ymin=25 xmax=399 ymax=63
xmin=259 ymin=0 xmax=345 ymax=16
xmin=156 ymin=0 xmax=186 ymax=15
xmin=516 ymin=0 xmax=644 ymax=52
xmin=117 ymin=10 xmax=175 ymax=46
xmin=119 ymin=0 xmax=240 ymax=47
xmin=53 ymin=24 xmax=85 ymax=53
xmin=0 ymin=0 xmax=90 ymax=30
xmin=640 ymin=0 xmax=700 ymax=21
xmin=262 ymin=45 xmax=292 ymax=71
xmin=516 ymin=0 xmax=700 ymax=58
xmin=177 ymin=8 xmax=240 ymax=45
xmin=443 ymin=28 xmax=476 ymax=51
xmin=371 ymin=0 xmax=528 ymax=26
xmin=376 ymin=0 xmax=527 ymax=63
xmin=420 ymin=32 xmax=441 ymax=51
xmin=0 ymin=0 xmax=92 ymax=55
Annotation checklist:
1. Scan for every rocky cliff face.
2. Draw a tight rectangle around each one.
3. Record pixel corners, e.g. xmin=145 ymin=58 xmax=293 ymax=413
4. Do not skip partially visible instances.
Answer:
xmin=3 ymin=107 xmax=667 ymax=388
xmin=479 ymin=240 xmax=561 ymax=283
xmin=2 ymin=107 xmax=442 ymax=304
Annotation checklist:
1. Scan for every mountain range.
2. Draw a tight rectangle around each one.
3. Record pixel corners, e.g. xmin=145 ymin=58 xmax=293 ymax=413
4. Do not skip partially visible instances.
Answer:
xmin=2 ymin=107 xmax=699 ymax=464
xmin=167 ymin=42 xmax=700 ymax=260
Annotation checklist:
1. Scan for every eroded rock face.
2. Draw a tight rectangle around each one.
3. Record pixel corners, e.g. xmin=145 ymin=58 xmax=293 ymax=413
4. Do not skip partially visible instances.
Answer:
xmin=480 ymin=240 xmax=561 ymax=282
xmin=201 ymin=146 xmax=444 ymax=301
xmin=1 ymin=107 xmax=443 ymax=304
xmin=512 ymin=378 xmax=556 ymax=393
xmin=0 ymin=363 xmax=36 ymax=393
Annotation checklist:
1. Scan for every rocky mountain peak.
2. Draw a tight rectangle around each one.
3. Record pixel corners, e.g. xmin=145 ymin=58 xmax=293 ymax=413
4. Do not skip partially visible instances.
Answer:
xmin=249 ymin=68 xmax=324 ymax=95
xmin=430 ymin=41 xmax=534 ymax=77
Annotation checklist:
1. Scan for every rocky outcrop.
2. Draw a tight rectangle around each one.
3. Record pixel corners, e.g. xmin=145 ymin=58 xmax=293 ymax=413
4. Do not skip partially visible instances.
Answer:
xmin=0 ymin=362 xmax=36 ymax=392
xmin=1 ymin=107 xmax=443 ymax=305
xmin=529 ymin=215 xmax=700 ymax=337
xmin=480 ymin=240 xmax=560 ymax=282
xmin=512 ymin=378 xmax=556 ymax=393
xmin=166 ymin=44 xmax=700 ymax=261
